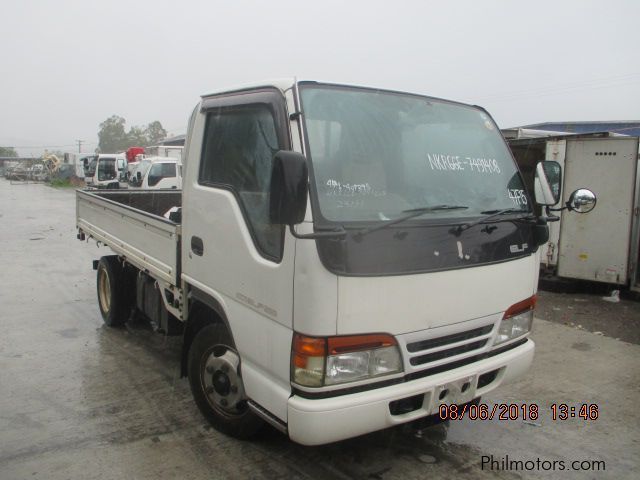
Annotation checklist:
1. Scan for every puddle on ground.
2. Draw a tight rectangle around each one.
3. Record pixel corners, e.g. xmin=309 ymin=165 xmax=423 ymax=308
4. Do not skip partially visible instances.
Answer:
xmin=56 ymin=328 xmax=79 ymax=339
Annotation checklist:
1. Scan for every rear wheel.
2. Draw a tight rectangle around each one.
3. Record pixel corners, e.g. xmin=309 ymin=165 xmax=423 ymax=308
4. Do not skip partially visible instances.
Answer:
xmin=96 ymin=256 xmax=131 ymax=327
xmin=188 ymin=323 xmax=263 ymax=439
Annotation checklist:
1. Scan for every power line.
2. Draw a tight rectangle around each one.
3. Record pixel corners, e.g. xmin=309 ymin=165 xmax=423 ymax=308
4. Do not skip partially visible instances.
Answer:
xmin=474 ymin=72 xmax=640 ymax=103
xmin=478 ymin=72 xmax=640 ymax=100
xmin=2 ymin=143 xmax=97 ymax=149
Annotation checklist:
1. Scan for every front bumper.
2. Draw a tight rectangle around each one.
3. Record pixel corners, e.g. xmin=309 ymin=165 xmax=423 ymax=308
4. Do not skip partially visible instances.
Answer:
xmin=287 ymin=338 xmax=534 ymax=445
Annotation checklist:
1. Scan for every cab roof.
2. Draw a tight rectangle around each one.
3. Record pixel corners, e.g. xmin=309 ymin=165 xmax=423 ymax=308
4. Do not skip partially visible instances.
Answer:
xmin=201 ymin=78 xmax=296 ymax=98
xmin=200 ymin=78 xmax=479 ymax=111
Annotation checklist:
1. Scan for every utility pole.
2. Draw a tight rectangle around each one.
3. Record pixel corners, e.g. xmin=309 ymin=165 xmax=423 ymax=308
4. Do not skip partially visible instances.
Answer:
xmin=76 ymin=140 xmax=83 ymax=153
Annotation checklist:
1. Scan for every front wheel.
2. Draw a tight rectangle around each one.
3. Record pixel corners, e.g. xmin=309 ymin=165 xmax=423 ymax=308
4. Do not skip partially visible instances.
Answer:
xmin=187 ymin=324 xmax=263 ymax=439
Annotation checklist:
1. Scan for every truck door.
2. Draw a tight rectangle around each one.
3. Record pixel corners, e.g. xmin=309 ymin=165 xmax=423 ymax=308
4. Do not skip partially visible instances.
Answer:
xmin=542 ymin=139 xmax=567 ymax=268
xmin=558 ymin=137 xmax=639 ymax=284
xmin=181 ymin=89 xmax=294 ymax=421
xmin=631 ymin=145 xmax=640 ymax=292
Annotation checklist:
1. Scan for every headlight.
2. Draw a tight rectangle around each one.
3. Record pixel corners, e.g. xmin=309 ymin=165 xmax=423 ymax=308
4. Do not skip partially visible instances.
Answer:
xmin=495 ymin=295 xmax=536 ymax=345
xmin=292 ymin=333 xmax=403 ymax=387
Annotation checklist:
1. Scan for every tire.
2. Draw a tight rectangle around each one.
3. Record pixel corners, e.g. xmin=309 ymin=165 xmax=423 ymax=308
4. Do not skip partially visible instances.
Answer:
xmin=188 ymin=323 xmax=263 ymax=439
xmin=96 ymin=256 xmax=131 ymax=327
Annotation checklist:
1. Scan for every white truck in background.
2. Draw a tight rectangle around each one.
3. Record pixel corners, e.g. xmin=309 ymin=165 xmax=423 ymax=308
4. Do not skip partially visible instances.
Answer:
xmin=85 ymin=153 xmax=127 ymax=188
xmin=144 ymin=145 xmax=184 ymax=162
xmin=76 ymin=79 xmax=595 ymax=445
xmin=60 ymin=152 xmax=98 ymax=178
xmin=128 ymin=156 xmax=182 ymax=189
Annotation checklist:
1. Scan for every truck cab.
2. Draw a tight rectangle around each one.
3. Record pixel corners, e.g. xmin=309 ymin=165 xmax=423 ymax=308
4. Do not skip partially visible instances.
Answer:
xmin=85 ymin=153 xmax=126 ymax=188
xmin=128 ymin=157 xmax=181 ymax=189
xmin=181 ymin=80 xmax=542 ymax=444
xmin=78 ymin=79 xmax=595 ymax=445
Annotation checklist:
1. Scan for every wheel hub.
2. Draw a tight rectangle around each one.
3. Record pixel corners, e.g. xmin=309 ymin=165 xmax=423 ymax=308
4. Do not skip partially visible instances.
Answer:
xmin=98 ymin=267 xmax=111 ymax=313
xmin=212 ymin=371 xmax=231 ymax=396
xmin=202 ymin=347 xmax=246 ymax=415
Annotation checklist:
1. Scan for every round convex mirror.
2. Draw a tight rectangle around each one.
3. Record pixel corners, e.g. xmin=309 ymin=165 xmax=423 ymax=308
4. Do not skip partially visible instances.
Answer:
xmin=567 ymin=188 xmax=596 ymax=213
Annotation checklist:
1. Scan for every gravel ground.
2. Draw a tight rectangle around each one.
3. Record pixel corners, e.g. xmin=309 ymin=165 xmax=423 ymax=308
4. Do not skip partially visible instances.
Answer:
xmin=537 ymin=289 xmax=640 ymax=345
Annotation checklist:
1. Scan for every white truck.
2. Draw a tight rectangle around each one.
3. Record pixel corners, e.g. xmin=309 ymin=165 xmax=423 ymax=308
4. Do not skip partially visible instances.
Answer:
xmin=144 ymin=145 xmax=184 ymax=162
xmin=85 ymin=153 xmax=127 ymax=188
xmin=128 ymin=157 xmax=182 ymax=189
xmin=76 ymin=79 xmax=594 ymax=445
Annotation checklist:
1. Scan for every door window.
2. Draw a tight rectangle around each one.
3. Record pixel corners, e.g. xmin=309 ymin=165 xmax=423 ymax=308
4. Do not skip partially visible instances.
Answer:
xmin=148 ymin=162 xmax=176 ymax=186
xmin=199 ymin=105 xmax=283 ymax=261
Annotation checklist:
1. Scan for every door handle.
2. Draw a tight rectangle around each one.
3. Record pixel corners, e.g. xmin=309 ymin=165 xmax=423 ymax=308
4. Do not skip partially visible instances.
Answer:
xmin=191 ymin=236 xmax=204 ymax=256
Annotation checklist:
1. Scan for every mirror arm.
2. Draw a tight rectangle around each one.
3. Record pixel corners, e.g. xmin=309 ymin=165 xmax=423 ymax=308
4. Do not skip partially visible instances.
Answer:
xmin=288 ymin=224 xmax=347 ymax=239
xmin=542 ymin=206 xmax=561 ymax=222
xmin=547 ymin=205 xmax=568 ymax=212
xmin=548 ymin=199 xmax=578 ymax=212
xmin=564 ymin=199 xmax=578 ymax=212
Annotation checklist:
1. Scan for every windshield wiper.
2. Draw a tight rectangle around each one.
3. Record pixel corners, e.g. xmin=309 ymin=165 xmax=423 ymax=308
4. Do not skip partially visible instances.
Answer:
xmin=450 ymin=208 xmax=535 ymax=236
xmin=353 ymin=205 xmax=469 ymax=239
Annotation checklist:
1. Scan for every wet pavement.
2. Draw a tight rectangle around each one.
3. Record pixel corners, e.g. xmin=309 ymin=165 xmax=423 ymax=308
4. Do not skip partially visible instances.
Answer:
xmin=0 ymin=179 xmax=638 ymax=479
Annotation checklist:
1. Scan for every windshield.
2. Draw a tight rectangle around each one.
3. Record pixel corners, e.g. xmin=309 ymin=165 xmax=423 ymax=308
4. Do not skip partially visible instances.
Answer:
xmin=300 ymin=85 xmax=529 ymax=223
xmin=148 ymin=162 xmax=176 ymax=187
xmin=97 ymin=158 xmax=117 ymax=181
xmin=85 ymin=158 xmax=97 ymax=175
xmin=129 ymin=160 xmax=153 ymax=185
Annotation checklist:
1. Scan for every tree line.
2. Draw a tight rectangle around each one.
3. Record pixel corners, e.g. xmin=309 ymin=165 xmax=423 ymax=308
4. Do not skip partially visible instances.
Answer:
xmin=0 ymin=146 xmax=18 ymax=157
xmin=97 ymin=115 xmax=167 ymax=153
xmin=1 ymin=116 xmax=168 ymax=157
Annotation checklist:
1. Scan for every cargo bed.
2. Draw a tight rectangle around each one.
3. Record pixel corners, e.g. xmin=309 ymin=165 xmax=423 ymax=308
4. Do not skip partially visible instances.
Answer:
xmin=76 ymin=190 xmax=182 ymax=285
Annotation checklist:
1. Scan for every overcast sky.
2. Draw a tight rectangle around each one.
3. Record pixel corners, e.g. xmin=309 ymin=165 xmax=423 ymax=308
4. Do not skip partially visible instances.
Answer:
xmin=1 ymin=0 xmax=638 ymax=156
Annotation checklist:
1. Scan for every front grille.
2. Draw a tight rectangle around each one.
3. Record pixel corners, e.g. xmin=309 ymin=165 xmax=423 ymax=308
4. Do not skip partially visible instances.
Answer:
xmin=403 ymin=322 xmax=495 ymax=373
xmin=407 ymin=325 xmax=493 ymax=353
xmin=404 ymin=338 xmax=528 ymax=382
xmin=410 ymin=339 xmax=488 ymax=365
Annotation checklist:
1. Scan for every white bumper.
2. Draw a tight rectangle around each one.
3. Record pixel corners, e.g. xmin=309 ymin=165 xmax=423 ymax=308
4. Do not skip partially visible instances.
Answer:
xmin=287 ymin=339 xmax=534 ymax=445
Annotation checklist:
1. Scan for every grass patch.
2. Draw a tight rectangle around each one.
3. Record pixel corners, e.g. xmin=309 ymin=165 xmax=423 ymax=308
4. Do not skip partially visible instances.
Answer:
xmin=49 ymin=178 xmax=75 ymax=188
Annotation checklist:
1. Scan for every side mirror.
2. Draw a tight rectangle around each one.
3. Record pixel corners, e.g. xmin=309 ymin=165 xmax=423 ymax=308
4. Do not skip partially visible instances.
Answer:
xmin=567 ymin=188 xmax=596 ymax=213
xmin=269 ymin=151 xmax=308 ymax=225
xmin=534 ymin=161 xmax=562 ymax=206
